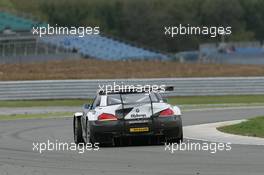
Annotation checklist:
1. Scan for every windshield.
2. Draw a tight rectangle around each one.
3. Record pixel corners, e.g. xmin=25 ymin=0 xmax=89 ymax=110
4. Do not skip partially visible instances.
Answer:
xmin=107 ymin=92 xmax=159 ymax=105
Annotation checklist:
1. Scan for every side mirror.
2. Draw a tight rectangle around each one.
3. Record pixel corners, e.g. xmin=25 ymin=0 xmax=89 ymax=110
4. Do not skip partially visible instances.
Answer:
xmin=163 ymin=98 xmax=168 ymax=103
xmin=83 ymin=104 xmax=91 ymax=109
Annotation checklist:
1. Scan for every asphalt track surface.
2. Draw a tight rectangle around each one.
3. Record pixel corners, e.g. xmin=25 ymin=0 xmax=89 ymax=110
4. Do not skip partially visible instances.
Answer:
xmin=0 ymin=107 xmax=264 ymax=175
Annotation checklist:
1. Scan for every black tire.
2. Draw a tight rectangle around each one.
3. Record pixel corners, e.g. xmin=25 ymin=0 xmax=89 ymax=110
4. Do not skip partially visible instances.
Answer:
xmin=83 ymin=120 xmax=97 ymax=147
xmin=177 ymin=132 xmax=183 ymax=143
xmin=73 ymin=116 xmax=84 ymax=144
xmin=166 ymin=127 xmax=183 ymax=144
xmin=152 ymin=136 xmax=162 ymax=145
xmin=113 ymin=137 xmax=123 ymax=147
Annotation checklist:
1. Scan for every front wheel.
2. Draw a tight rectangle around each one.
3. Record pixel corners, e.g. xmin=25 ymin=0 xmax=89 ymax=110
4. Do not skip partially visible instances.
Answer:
xmin=73 ymin=116 xmax=84 ymax=144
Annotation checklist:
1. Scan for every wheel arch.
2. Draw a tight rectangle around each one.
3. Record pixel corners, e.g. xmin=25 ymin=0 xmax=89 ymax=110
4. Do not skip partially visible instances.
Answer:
xmin=172 ymin=106 xmax=182 ymax=116
xmin=74 ymin=112 xmax=83 ymax=119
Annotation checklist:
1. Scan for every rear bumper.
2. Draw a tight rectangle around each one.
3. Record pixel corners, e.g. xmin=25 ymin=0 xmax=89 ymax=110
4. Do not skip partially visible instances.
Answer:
xmin=89 ymin=115 xmax=182 ymax=143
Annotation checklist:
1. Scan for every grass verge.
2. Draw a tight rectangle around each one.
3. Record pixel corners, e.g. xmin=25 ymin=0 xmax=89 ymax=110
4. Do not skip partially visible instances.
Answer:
xmin=218 ymin=116 xmax=264 ymax=138
xmin=1 ymin=95 xmax=264 ymax=107
xmin=0 ymin=112 xmax=72 ymax=120
xmin=167 ymin=95 xmax=264 ymax=105
xmin=0 ymin=99 xmax=92 ymax=107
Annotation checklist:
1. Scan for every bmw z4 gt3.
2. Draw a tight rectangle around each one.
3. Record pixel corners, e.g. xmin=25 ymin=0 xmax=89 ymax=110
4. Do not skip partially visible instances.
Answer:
xmin=73 ymin=88 xmax=183 ymax=146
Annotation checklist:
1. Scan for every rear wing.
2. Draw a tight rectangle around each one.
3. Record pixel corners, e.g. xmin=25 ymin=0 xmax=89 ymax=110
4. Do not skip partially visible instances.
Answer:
xmin=98 ymin=85 xmax=174 ymax=117
xmin=164 ymin=86 xmax=174 ymax=92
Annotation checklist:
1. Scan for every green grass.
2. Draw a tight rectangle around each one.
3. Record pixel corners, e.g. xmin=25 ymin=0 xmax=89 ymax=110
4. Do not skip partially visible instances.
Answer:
xmin=1 ymin=95 xmax=264 ymax=108
xmin=0 ymin=99 xmax=92 ymax=108
xmin=167 ymin=95 xmax=264 ymax=105
xmin=0 ymin=112 xmax=72 ymax=120
xmin=0 ymin=95 xmax=264 ymax=121
xmin=218 ymin=116 xmax=264 ymax=138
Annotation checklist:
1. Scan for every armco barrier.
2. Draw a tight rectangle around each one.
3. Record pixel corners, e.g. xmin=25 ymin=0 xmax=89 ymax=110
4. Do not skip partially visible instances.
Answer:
xmin=0 ymin=77 xmax=264 ymax=100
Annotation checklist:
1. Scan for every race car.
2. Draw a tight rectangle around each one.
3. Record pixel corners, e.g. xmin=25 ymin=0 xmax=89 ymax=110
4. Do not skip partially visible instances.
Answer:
xmin=73 ymin=87 xmax=183 ymax=146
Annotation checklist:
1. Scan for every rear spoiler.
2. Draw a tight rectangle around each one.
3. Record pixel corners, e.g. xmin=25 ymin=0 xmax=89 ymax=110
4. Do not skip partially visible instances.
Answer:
xmin=164 ymin=86 xmax=174 ymax=92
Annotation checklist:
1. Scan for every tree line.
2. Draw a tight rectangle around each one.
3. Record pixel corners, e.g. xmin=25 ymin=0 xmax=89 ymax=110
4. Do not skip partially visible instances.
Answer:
xmin=11 ymin=0 xmax=264 ymax=52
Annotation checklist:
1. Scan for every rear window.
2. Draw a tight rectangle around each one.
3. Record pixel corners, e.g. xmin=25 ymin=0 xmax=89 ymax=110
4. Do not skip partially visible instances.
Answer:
xmin=107 ymin=92 xmax=159 ymax=105
xmin=107 ymin=94 xmax=122 ymax=105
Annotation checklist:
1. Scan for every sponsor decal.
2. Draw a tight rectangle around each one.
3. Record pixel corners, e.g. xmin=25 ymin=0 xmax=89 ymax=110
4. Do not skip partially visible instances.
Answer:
xmin=131 ymin=114 xmax=147 ymax=118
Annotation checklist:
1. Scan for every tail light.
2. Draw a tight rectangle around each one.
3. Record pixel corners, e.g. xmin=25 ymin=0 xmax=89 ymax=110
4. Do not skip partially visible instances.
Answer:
xmin=98 ymin=113 xmax=118 ymax=121
xmin=159 ymin=108 xmax=174 ymax=117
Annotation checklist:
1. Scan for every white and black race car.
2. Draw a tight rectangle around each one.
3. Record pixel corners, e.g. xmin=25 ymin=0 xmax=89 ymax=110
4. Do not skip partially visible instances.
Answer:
xmin=73 ymin=87 xmax=183 ymax=146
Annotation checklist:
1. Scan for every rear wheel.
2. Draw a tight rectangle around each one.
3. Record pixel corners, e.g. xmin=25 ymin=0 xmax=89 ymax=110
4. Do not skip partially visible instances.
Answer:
xmin=113 ymin=137 xmax=123 ymax=147
xmin=152 ymin=136 xmax=163 ymax=145
xmin=174 ymin=133 xmax=183 ymax=143
xmin=84 ymin=124 xmax=95 ymax=145
xmin=73 ymin=116 xmax=84 ymax=144
xmin=166 ymin=128 xmax=183 ymax=144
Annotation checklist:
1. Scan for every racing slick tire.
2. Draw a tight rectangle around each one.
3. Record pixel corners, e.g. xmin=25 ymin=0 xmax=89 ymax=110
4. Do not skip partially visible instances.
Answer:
xmin=84 ymin=120 xmax=96 ymax=145
xmin=165 ymin=127 xmax=183 ymax=144
xmin=73 ymin=116 xmax=84 ymax=144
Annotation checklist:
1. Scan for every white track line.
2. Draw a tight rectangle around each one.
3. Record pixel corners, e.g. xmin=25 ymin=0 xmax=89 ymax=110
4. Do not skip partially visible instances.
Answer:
xmin=183 ymin=105 xmax=264 ymax=112
xmin=183 ymin=120 xmax=264 ymax=146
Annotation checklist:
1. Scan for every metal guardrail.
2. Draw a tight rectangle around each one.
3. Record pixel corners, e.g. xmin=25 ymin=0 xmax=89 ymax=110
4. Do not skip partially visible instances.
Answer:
xmin=0 ymin=77 xmax=264 ymax=100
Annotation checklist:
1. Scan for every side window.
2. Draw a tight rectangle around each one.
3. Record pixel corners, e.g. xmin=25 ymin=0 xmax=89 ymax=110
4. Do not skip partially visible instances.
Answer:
xmin=92 ymin=95 xmax=101 ymax=109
